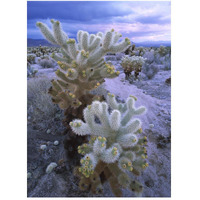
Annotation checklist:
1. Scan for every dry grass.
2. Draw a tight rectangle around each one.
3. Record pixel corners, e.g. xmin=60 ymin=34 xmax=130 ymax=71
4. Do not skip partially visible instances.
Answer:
xmin=27 ymin=76 xmax=64 ymax=132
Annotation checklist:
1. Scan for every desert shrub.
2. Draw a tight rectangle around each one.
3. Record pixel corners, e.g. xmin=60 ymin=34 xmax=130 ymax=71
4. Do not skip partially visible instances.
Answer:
xmin=27 ymin=77 xmax=64 ymax=130
xmin=38 ymin=58 xmax=56 ymax=68
xmin=27 ymin=62 xmax=38 ymax=78
xmin=163 ymin=54 xmax=171 ymax=70
xmin=142 ymin=50 xmax=155 ymax=64
xmin=142 ymin=63 xmax=159 ymax=79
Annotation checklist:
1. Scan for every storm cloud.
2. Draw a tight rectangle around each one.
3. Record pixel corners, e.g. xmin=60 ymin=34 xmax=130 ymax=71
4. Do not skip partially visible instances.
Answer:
xmin=27 ymin=1 xmax=171 ymax=42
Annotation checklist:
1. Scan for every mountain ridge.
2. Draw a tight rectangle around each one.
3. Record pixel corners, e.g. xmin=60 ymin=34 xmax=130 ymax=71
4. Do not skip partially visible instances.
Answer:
xmin=27 ymin=38 xmax=171 ymax=47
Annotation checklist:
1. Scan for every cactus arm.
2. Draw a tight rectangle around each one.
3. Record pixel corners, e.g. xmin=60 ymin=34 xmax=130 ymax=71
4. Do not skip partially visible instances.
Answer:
xmin=36 ymin=22 xmax=57 ymax=45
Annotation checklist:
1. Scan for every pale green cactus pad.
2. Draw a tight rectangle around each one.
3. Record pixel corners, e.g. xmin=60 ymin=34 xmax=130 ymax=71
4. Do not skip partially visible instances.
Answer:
xmin=70 ymin=94 xmax=148 ymax=196
xmin=36 ymin=20 xmax=131 ymax=110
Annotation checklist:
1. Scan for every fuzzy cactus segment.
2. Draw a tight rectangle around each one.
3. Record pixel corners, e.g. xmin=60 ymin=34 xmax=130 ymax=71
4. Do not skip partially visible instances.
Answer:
xmin=70 ymin=94 xmax=148 ymax=195
xmin=36 ymin=20 xmax=130 ymax=110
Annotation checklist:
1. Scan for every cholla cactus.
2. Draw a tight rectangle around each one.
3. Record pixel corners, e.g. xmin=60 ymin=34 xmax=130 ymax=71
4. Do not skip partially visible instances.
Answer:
xmin=121 ymin=55 xmax=146 ymax=79
xmin=70 ymin=94 xmax=148 ymax=196
xmin=36 ymin=20 xmax=131 ymax=110
xmin=137 ymin=47 xmax=145 ymax=56
xmin=27 ymin=54 xmax=36 ymax=64
xmin=124 ymin=44 xmax=135 ymax=55
xmin=157 ymin=45 xmax=168 ymax=57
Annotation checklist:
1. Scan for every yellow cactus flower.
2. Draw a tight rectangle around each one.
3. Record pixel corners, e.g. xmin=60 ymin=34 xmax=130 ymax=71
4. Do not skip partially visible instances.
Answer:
xmin=98 ymin=136 xmax=102 ymax=140
xmin=88 ymin=105 xmax=91 ymax=109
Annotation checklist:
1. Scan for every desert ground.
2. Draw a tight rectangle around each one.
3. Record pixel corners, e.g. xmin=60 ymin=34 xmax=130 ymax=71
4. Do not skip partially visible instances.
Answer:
xmin=27 ymin=46 xmax=171 ymax=197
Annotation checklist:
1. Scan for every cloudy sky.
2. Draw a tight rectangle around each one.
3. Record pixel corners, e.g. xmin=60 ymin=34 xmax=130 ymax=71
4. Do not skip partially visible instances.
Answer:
xmin=27 ymin=1 xmax=171 ymax=42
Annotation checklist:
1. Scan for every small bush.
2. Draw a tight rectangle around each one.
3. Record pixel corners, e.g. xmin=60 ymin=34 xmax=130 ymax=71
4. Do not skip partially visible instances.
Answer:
xmin=142 ymin=50 xmax=155 ymax=64
xmin=38 ymin=58 xmax=56 ymax=68
xmin=27 ymin=62 xmax=37 ymax=78
xmin=142 ymin=63 xmax=159 ymax=79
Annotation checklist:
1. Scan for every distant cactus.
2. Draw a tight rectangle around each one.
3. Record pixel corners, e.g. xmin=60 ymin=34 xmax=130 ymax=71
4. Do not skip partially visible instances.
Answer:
xmin=124 ymin=44 xmax=135 ymax=55
xmin=71 ymin=94 xmax=148 ymax=196
xmin=121 ymin=55 xmax=146 ymax=79
xmin=157 ymin=45 xmax=168 ymax=57
xmin=27 ymin=54 xmax=36 ymax=64
xmin=137 ymin=47 xmax=145 ymax=56
xmin=27 ymin=46 xmax=60 ymax=57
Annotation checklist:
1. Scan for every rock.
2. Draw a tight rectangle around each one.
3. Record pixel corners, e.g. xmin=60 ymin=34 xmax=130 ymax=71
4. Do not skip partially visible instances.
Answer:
xmin=145 ymin=179 xmax=154 ymax=188
xmin=46 ymin=162 xmax=58 ymax=174
xmin=165 ymin=77 xmax=171 ymax=85
xmin=149 ymin=124 xmax=154 ymax=128
xmin=40 ymin=145 xmax=47 ymax=150
xmin=27 ymin=172 xmax=32 ymax=179
xmin=54 ymin=141 xmax=59 ymax=146
xmin=47 ymin=129 xmax=51 ymax=134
